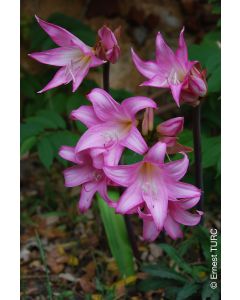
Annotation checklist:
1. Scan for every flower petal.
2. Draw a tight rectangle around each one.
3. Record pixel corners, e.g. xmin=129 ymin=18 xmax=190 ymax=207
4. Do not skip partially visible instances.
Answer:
xmin=38 ymin=67 xmax=68 ymax=93
xmin=167 ymin=181 xmax=201 ymax=200
xmin=72 ymin=59 xmax=91 ymax=92
xmin=35 ymin=15 xmax=91 ymax=51
xmin=144 ymin=142 xmax=166 ymax=164
xmin=59 ymin=146 xmax=77 ymax=163
xmin=28 ymin=47 xmax=82 ymax=66
xmin=122 ymin=96 xmax=157 ymax=118
xmin=143 ymin=219 xmax=161 ymax=242
xmin=140 ymin=74 xmax=169 ymax=88
xmin=176 ymin=28 xmax=188 ymax=65
xmin=97 ymin=180 xmax=117 ymax=208
xmin=121 ymin=126 xmax=148 ymax=154
xmin=142 ymin=175 xmax=168 ymax=230
xmin=103 ymin=163 xmax=140 ymax=187
xmin=90 ymin=56 xmax=105 ymax=67
xmin=169 ymin=82 xmax=184 ymax=107
xmin=116 ymin=182 xmax=144 ymax=213
xmin=75 ymin=122 xmax=127 ymax=152
xmin=131 ymin=48 xmax=159 ymax=79
xmin=63 ymin=165 xmax=93 ymax=187
xmin=103 ymin=145 xmax=124 ymax=166
xmin=164 ymin=214 xmax=183 ymax=239
xmin=155 ymin=32 xmax=176 ymax=67
xmin=70 ymin=105 xmax=101 ymax=128
xmin=78 ymin=182 xmax=97 ymax=212
xmin=157 ymin=117 xmax=184 ymax=136
xmin=170 ymin=205 xmax=202 ymax=226
xmin=177 ymin=196 xmax=200 ymax=210
xmin=98 ymin=25 xmax=117 ymax=49
xmin=164 ymin=152 xmax=189 ymax=181
xmin=87 ymin=88 xmax=121 ymax=121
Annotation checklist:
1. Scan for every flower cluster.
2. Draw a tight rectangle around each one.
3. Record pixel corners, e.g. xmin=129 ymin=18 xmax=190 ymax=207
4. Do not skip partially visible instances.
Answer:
xmin=30 ymin=17 xmax=205 ymax=241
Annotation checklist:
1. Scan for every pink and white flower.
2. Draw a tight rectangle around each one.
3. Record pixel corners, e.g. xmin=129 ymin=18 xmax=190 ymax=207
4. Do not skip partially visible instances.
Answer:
xmin=73 ymin=88 xmax=157 ymax=162
xmin=28 ymin=16 xmax=104 ymax=93
xmin=131 ymin=28 xmax=207 ymax=106
xmin=59 ymin=146 xmax=115 ymax=212
xmin=140 ymin=197 xmax=203 ymax=241
xmin=95 ymin=25 xmax=120 ymax=64
xmin=104 ymin=142 xmax=201 ymax=231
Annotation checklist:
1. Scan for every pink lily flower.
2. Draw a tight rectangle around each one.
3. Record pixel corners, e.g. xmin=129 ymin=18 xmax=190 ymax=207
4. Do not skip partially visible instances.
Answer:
xmin=140 ymin=197 xmax=203 ymax=241
xmin=131 ymin=28 xmax=207 ymax=106
xmin=103 ymin=142 xmax=201 ymax=231
xmin=74 ymin=88 xmax=157 ymax=160
xmin=157 ymin=117 xmax=192 ymax=154
xmin=59 ymin=146 xmax=115 ymax=212
xmin=28 ymin=16 xmax=104 ymax=93
xmin=95 ymin=25 xmax=121 ymax=64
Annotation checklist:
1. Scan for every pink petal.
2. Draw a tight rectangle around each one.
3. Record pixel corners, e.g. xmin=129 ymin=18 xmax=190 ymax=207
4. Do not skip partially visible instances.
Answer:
xmin=103 ymin=163 xmax=140 ymax=187
xmin=72 ymin=59 xmax=91 ymax=92
xmin=106 ymin=45 xmax=120 ymax=64
xmin=157 ymin=117 xmax=184 ymax=136
xmin=131 ymin=48 xmax=159 ymax=79
xmin=121 ymin=126 xmax=148 ymax=154
xmin=164 ymin=153 xmax=189 ymax=181
xmin=142 ymin=177 xmax=168 ymax=230
xmin=103 ymin=145 xmax=124 ymax=166
xmin=97 ymin=180 xmax=117 ymax=208
xmin=189 ymin=75 xmax=207 ymax=97
xmin=59 ymin=146 xmax=77 ymax=163
xmin=63 ymin=165 xmax=93 ymax=187
xmin=90 ymin=56 xmax=105 ymax=67
xmin=167 ymin=181 xmax=201 ymax=200
xmin=98 ymin=25 xmax=117 ymax=49
xmin=38 ymin=67 xmax=68 ymax=93
xmin=169 ymin=83 xmax=184 ymax=107
xmin=170 ymin=206 xmax=202 ymax=226
xmin=75 ymin=122 xmax=127 ymax=153
xmin=35 ymin=15 xmax=91 ymax=52
xmin=143 ymin=219 xmax=161 ymax=242
xmin=89 ymin=148 xmax=105 ymax=169
xmin=164 ymin=214 xmax=183 ymax=240
xmin=155 ymin=32 xmax=176 ymax=67
xmin=78 ymin=182 xmax=97 ymax=213
xmin=176 ymin=28 xmax=188 ymax=65
xmin=116 ymin=182 xmax=144 ymax=214
xmin=70 ymin=105 xmax=101 ymax=128
xmin=177 ymin=196 xmax=200 ymax=210
xmin=87 ymin=88 xmax=121 ymax=121
xmin=144 ymin=142 xmax=166 ymax=164
xmin=122 ymin=96 xmax=157 ymax=118
xmin=140 ymin=74 xmax=169 ymax=88
xmin=28 ymin=47 xmax=82 ymax=66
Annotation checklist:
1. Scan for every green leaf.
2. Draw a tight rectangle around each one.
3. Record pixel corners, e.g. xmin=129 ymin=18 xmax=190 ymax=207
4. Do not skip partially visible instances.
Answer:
xmin=201 ymin=280 xmax=215 ymax=300
xmin=178 ymin=236 xmax=197 ymax=257
xmin=207 ymin=65 xmax=221 ymax=93
xmin=142 ymin=264 xmax=188 ymax=283
xmin=97 ymin=191 xmax=134 ymax=277
xmin=38 ymin=110 xmax=66 ymax=129
xmin=122 ymin=148 xmax=143 ymax=164
xmin=159 ymin=243 xmax=194 ymax=276
xmin=137 ymin=277 xmax=180 ymax=292
xmin=202 ymin=136 xmax=221 ymax=169
xmin=20 ymin=136 xmax=37 ymax=156
xmin=176 ymin=283 xmax=199 ymax=300
xmin=37 ymin=137 xmax=54 ymax=170
xmin=21 ymin=122 xmax=44 ymax=143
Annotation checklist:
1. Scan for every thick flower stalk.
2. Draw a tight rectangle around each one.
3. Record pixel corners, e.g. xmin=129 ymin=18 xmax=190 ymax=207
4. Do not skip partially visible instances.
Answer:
xmin=104 ymin=142 xmax=202 ymax=237
xmin=73 ymin=88 xmax=157 ymax=161
xmin=157 ymin=117 xmax=192 ymax=154
xmin=28 ymin=16 xmax=104 ymax=93
xmin=95 ymin=25 xmax=121 ymax=64
xmin=131 ymin=28 xmax=207 ymax=106
xmin=59 ymin=146 xmax=116 ymax=212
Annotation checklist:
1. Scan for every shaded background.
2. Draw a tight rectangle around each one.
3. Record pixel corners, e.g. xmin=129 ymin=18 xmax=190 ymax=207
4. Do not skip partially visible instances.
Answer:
xmin=21 ymin=0 xmax=221 ymax=299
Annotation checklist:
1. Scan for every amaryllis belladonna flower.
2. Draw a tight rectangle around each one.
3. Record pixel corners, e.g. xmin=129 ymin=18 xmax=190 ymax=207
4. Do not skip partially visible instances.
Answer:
xmin=73 ymin=88 xmax=157 ymax=160
xmin=104 ymin=142 xmax=201 ymax=231
xmin=131 ymin=28 xmax=207 ymax=106
xmin=28 ymin=16 xmax=104 ymax=93
xmin=140 ymin=197 xmax=203 ymax=241
xmin=157 ymin=117 xmax=192 ymax=154
xmin=95 ymin=25 xmax=121 ymax=64
xmin=59 ymin=146 xmax=115 ymax=213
